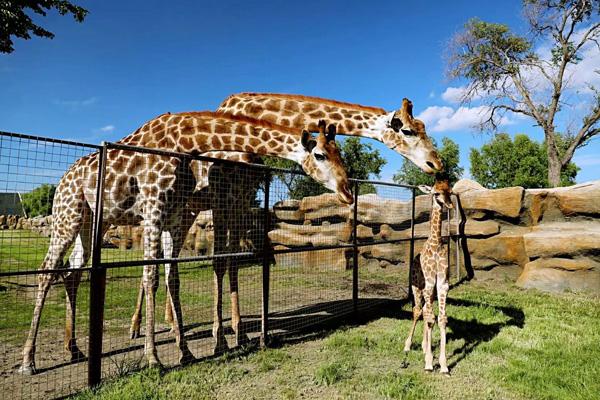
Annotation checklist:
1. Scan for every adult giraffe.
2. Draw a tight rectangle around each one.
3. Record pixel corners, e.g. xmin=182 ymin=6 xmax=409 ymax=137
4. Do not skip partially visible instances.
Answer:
xmin=18 ymin=114 xmax=352 ymax=374
xmin=139 ymin=94 xmax=444 ymax=353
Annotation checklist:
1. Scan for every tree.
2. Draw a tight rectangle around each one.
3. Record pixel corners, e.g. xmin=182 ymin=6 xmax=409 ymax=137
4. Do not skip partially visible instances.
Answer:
xmin=21 ymin=183 xmax=56 ymax=217
xmin=470 ymin=133 xmax=578 ymax=188
xmin=1 ymin=1 xmax=88 ymax=54
xmin=264 ymin=137 xmax=386 ymax=200
xmin=447 ymin=1 xmax=600 ymax=187
xmin=393 ymin=137 xmax=464 ymax=188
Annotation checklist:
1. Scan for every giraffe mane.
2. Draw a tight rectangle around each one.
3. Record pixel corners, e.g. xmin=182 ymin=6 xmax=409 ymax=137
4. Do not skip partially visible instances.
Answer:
xmin=175 ymin=110 xmax=306 ymax=136
xmin=220 ymin=92 xmax=387 ymax=115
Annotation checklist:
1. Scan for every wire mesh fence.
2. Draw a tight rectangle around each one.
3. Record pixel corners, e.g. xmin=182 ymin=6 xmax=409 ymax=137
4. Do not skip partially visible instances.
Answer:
xmin=0 ymin=131 xmax=462 ymax=399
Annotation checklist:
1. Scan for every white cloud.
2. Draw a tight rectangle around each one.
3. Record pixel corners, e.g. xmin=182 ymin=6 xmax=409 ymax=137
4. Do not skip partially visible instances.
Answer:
xmin=53 ymin=97 xmax=97 ymax=108
xmin=417 ymin=105 xmax=513 ymax=133
xmin=441 ymin=86 xmax=467 ymax=103
xmin=99 ymin=125 xmax=115 ymax=133
xmin=428 ymin=90 xmax=436 ymax=99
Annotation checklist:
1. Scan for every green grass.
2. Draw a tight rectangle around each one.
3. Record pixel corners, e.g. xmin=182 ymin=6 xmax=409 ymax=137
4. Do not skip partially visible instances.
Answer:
xmin=3 ymin=230 xmax=599 ymax=399
xmin=67 ymin=279 xmax=600 ymax=400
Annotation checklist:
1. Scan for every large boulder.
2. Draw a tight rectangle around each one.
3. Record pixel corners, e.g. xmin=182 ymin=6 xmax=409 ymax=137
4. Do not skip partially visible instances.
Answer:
xmin=457 ymin=185 xmax=524 ymax=218
xmin=523 ymin=222 xmax=600 ymax=258
xmin=467 ymin=230 xmax=529 ymax=269
xmin=516 ymin=257 xmax=600 ymax=293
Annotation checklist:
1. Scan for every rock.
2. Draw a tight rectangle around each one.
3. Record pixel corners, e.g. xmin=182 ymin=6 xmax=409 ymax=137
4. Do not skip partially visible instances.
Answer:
xmin=452 ymin=179 xmax=485 ymax=194
xmin=371 ymin=243 xmax=406 ymax=263
xmin=553 ymin=181 xmax=600 ymax=216
xmin=523 ymin=222 xmax=600 ymax=258
xmin=274 ymin=209 xmax=305 ymax=222
xmin=356 ymin=225 xmax=374 ymax=240
xmin=516 ymin=257 xmax=600 ymax=293
xmin=273 ymin=245 xmax=297 ymax=268
xmin=467 ymin=230 xmax=529 ymax=268
xmin=268 ymin=222 xmax=351 ymax=247
xmin=303 ymin=248 xmax=350 ymax=270
xmin=458 ymin=186 xmax=524 ymax=218
xmin=377 ymin=219 xmax=500 ymax=240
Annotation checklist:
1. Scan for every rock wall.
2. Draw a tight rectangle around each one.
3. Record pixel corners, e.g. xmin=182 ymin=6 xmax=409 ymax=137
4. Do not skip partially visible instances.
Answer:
xmin=269 ymin=180 xmax=600 ymax=294
xmin=4 ymin=179 xmax=598 ymax=294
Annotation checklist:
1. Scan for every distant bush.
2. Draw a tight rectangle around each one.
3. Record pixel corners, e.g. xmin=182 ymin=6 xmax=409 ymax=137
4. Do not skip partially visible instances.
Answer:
xmin=21 ymin=184 xmax=56 ymax=217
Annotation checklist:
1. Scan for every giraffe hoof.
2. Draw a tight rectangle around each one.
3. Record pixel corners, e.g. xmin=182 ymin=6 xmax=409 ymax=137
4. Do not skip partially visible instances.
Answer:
xmin=424 ymin=366 xmax=434 ymax=373
xmin=179 ymin=349 xmax=195 ymax=365
xmin=130 ymin=328 xmax=141 ymax=340
xmin=70 ymin=348 xmax=86 ymax=362
xmin=234 ymin=333 xmax=250 ymax=348
xmin=213 ymin=339 xmax=229 ymax=355
xmin=17 ymin=363 xmax=36 ymax=375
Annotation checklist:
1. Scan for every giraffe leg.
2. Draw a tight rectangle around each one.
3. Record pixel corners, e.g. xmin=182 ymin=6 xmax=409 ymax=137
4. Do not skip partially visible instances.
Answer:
xmin=160 ymin=230 xmax=175 ymax=330
xmin=19 ymin=273 xmax=55 ymax=375
xmin=63 ymin=212 xmax=93 ymax=361
xmin=229 ymin=260 xmax=248 ymax=347
xmin=212 ymin=260 xmax=228 ymax=354
xmin=422 ymin=280 xmax=436 ymax=371
xmin=403 ymin=286 xmax=423 ymax=352
xmin=163 ymin=223 xmax=195 ymax=364
xmin=63 ymin=271 xmax=84 ymax=362
xmin=141 ymin=212 xmax=163 ymax=367
xmin=437 ymin=272 xmax=450 ymax=375
xmin=130 ymin=279 xmax=144 ymax=339
xmin=20 ymin=221 xmax=81 ymax=374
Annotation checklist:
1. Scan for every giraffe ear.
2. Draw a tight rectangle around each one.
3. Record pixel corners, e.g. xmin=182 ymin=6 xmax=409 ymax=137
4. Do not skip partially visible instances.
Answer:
xmin=402 ymin=98 xmax=414 ymax=119
xmin=318 ymin=119 xmax=327 ymax=133
xmin=326 ymin=124 xmax=336 ymax=142
xmin=302 ymin=130 xmax=317 ymax=152
xmin=418 ymin=185 xmax=432 ymax=194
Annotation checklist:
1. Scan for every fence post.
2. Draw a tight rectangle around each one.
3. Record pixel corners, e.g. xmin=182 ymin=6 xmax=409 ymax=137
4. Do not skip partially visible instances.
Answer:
xmin=88 ymin=143 xmax=108 ymax=388
xmin=260 ymin=171 xmax=271 ymax=348
xmin=352 ymin=180 xmax=359 ymax=314
xmin=407 ymin=187 xmax=416 ymax=304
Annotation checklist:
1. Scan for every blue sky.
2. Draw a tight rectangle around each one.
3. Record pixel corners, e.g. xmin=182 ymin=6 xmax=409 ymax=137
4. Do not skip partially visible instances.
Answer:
xmin=1 ymin=0 xmax=599 ymax=183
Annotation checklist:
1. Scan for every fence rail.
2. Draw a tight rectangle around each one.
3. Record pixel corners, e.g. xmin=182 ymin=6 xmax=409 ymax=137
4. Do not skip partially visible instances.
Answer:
xmin=0 ymin=131 xmax=461 ymax=399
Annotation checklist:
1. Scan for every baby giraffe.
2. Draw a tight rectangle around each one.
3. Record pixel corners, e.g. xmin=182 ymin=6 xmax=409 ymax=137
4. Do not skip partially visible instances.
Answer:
xmin=403 ymin=177 xmax=454 ymax=374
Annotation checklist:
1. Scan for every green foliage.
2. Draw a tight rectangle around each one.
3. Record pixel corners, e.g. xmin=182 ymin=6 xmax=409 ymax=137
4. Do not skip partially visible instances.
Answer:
xmin=393 ymin=137 xmax=463 ymax=187
xmin=449 ymin=18 xmax=532 ymax=86
xmin=21 ymin=184 xmax=56 ymax=217
xmin=470 ymin=133 xmax=578 ymax=188
xmin=265 ymin=137 xmax=386 ymax=199
xmin=0 ymin=0 xmax=88 ymax=54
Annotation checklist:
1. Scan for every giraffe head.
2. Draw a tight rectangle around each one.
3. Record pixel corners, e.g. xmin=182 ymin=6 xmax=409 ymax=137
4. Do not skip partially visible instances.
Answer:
xmin=380 ymin=98 xmax=443 ymax=174
xmin=301 ymin=120 xmax=353 ymax=205
xmin=418 ymin=174 xmax=454 ymax=210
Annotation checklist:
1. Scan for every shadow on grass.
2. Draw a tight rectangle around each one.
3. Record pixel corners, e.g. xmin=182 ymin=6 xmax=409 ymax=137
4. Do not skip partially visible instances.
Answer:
xmin=34 ymin=297 xmax=408 ymax=376
xmin=34 ymin=293 xmax=524 ymax=377
xmin=445 ymin=297 xmax=524 ymax=369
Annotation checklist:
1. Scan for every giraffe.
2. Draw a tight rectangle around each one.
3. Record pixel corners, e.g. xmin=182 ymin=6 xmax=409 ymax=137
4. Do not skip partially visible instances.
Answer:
xmin=18 ymin=113 xmax=352 ymax=375
xmin=403 ymin=177 xmax=454 ymax=374
xmin=140 ymin=93 xmax=446 ymax=353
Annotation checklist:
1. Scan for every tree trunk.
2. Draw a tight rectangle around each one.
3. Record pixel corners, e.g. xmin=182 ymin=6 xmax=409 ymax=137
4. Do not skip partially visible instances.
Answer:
xmin=546 ymin=139 xmax=562 ymax=187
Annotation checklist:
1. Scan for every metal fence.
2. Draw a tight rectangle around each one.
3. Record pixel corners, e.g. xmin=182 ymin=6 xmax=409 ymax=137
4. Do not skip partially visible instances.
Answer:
xmin=0 ymin=131 xmax=462 ymax=399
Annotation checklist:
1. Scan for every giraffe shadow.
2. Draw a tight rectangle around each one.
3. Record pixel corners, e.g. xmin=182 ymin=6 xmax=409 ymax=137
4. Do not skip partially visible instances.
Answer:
xmin=444 ymin=297 xmax=524 ymax=369
xmin=32 ymin=298 xmax=407 ymax=375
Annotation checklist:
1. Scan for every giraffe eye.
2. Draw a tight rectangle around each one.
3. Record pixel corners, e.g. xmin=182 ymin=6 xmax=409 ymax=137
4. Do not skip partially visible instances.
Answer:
xmin=401 ymin=128 xmax=415 ymax=136
xmin=314 ymin=153 xmax=326 ymax=161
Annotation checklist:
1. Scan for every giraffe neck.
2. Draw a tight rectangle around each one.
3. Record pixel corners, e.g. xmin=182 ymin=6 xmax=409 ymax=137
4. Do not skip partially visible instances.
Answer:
xmin=119 ymin=111 xmax=306 ymax=163
xmin=218 ymin=92 xmax=394 ymax=142
xmin=427 ymin=203 xmax=443 ymax=248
